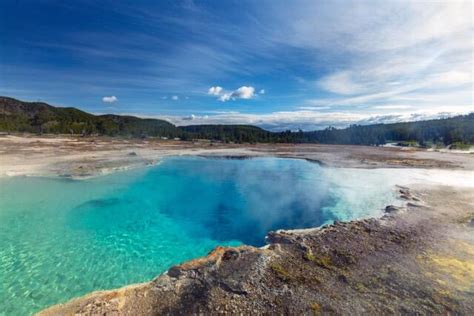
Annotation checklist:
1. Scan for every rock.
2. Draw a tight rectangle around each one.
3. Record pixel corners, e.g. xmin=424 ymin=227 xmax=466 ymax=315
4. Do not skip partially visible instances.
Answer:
xmin=396 ymin=185 xmax=410 ymax=190
xmin=398 ymin=188 xmax=422 ymax=202
xmin=167 ymin=266 xmax=182 ymax=278
xmin=338 ymin=274 xmax=348 ymax=283
xmin=222 ymin=249 xmax=239 ymax=261
xmin=385 ymin=205 xmax=402 ymax=213
xmin=266 ymin=231 xmax=295 ymax=244
xmin=128 ymin=152 xmax=138 ymax=156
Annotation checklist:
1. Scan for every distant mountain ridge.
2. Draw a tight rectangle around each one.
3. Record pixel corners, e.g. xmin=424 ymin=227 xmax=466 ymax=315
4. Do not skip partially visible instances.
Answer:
xmin=1 ymin=96 xmax=473 ymax=146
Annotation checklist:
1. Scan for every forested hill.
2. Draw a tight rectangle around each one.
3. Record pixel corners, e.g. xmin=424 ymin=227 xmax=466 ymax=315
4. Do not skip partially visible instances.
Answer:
xmin=0 ymin=96 xmax=180 ymax=137
xmin=1 ymin=96 xmax=473 ymax=146
xmin=294 ymin=114 xmax=474 ymax=146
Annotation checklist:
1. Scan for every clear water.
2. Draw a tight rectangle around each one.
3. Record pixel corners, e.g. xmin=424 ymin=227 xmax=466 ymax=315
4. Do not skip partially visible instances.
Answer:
xmin=0 ymin=156 xmax=431 ymax=315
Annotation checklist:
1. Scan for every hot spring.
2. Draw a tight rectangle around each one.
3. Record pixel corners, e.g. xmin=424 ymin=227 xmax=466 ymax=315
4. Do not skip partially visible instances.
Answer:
xmin=0 ymin=156 xmax=468 ymax=314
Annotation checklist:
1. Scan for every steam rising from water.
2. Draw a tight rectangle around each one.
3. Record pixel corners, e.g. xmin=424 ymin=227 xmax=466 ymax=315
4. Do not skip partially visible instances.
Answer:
xmin=151 ymin=158 xmax=335 ymax=245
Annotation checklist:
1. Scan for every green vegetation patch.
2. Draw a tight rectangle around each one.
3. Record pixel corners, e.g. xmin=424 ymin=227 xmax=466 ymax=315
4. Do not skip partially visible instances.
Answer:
xmin=450 ymin=142 xmax=471 ymax=150
xmin=457 ymin=212 xmax=474 ymax=225
xmin=270 ymin=263 xmax=293 ymax=282
xmin=304 ymin=251 xmax=333 ymax=269
xmin=353 ymin=282 xmax=367 ymax=292
xmin=396 ymin=140 xmax=419 ymax=147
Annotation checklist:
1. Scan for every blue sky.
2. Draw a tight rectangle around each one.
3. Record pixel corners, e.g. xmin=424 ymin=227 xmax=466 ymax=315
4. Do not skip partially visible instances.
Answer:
xmin=0 ymin=0 xmax=472 ymax=130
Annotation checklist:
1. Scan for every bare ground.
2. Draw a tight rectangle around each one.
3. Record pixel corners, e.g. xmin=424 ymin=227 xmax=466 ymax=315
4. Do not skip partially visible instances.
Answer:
xmin=1 ymin=134 xmax=473 ymax=179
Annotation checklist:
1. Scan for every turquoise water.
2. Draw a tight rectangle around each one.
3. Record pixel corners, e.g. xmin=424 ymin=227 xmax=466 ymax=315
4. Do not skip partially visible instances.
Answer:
xmin=0 ymin=157 xmax=404 ymax=315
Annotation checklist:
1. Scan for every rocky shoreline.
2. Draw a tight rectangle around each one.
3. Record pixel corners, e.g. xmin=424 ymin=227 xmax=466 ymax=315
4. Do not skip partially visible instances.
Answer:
xmin=39 ymin=186 xmax=474 ymax=315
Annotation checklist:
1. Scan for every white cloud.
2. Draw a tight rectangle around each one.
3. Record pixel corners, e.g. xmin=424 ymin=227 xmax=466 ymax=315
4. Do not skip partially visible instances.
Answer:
xmin=171 ymin=95 xmax=179 ymax=100
xmin=150 ymin=105 xmax=472 ymax=132
xmin=219 ymin=93 xmax=232 ymax=102
xmin=232 ymin=86 xmax=255 ymax=99
xmin=182 ymin=114 xmax=196 ymax=121
xmin=208 ymin=85 xmax=256 ymax=102
xmin=269 ymin=1 xmax=472 ymax=53
xmin=102 ymin=95 xmax=118 ymax=103
xmin=181 ymin=113 xmax=209 ymax=121
xmin=309 ymin=64 xmax=473 ymax=110
xmin=373 ymin=105 xmax=411 ymax=110
xmin=266 ymin=0 xmax=473 ymax=112
xmin=298 ymin=106 xmax=331 ymax=111
xmin=317 ymin=71 xmax=366 ymax=95
xmin=310 ymin=73 xmax=473 ymax=109
xmin=208 ymin=86 xmax=223 ymax=95
xmin=259 ymin=89 xmax=265 ymax=94
xmin=428 ymin=70 xmax=472 ymax=86
xmin=110 ymin=103 xmax=474 ymax=131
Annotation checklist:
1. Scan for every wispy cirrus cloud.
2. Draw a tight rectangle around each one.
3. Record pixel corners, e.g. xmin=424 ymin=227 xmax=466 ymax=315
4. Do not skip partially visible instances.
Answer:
xmin=291 ymin=1 xmax=471 ymax=112
xmin=1 ymin=0 xmax=472 ymax=130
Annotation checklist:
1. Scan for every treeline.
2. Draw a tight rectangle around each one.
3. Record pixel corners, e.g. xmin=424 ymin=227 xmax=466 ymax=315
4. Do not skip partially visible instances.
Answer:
xmin=1 ymin=96 xmax=473 ymax=146
xmin=294 ymin=114 xmax=474 ymax=145
xmin=179 ymin=125 xmax=273 ymax=142
xmin=179 ymin=114 xmax=474 ymax=146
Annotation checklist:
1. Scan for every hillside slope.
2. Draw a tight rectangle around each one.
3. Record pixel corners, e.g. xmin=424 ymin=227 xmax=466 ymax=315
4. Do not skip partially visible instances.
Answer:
xmin=0 ymin=97 xmax=179 ymax=137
